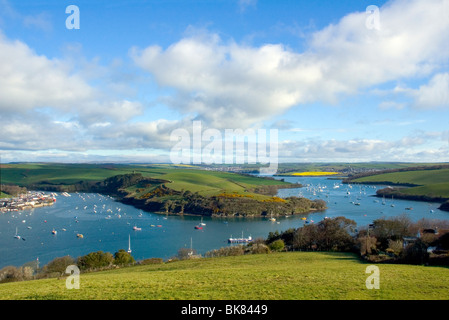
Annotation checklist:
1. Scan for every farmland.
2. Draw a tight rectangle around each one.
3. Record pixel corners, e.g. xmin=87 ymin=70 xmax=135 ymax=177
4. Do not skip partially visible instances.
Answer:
xmin=1 ymin=251 xmax=448 ymax=300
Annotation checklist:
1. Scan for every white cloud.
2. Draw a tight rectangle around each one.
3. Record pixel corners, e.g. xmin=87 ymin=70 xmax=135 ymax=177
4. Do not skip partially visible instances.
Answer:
xmin=0 ymin=31 xmax=93 ymax=113
xmin=412 ymin=73 xmax=449 ymax=109
xmin=131 ymin=0 xmax=449 ymax=129
xmin=2 ymin=0 xmax=449 ymax=163
xmin=238 ymin=0 xmax=257 ymax=13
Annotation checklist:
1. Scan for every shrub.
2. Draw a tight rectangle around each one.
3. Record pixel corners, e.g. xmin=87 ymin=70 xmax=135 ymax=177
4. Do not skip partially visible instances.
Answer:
xmin=400 ymin=240 xmax=429 ymax=265
xmin=205 ymin=246 xmax=245 ymax=258
xmin=140 ymin=258 xmax=163 ymax=265
xmin=247 ymin=243 xmax=270 ymax=254
xmin=269 ymin=239 xmax=285 ymax=252
xmin=77 ymin=251 xmax=114 ymax=271
xmin=42 ymin=256 xmax=75 ymax=276
xmin=114 ymin=249 xmax=135 ymax=266
xmin=0 ymin=266 xmax=21 ymax=283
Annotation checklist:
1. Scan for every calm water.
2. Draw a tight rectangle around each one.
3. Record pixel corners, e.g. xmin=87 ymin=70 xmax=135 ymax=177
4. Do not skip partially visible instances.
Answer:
xmin=0 ymin=176 xmax=447 ymax=268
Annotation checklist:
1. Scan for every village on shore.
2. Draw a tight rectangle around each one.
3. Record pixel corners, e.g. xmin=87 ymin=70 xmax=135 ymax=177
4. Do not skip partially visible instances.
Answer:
xmin=0 ymin=191 xmax=57 ymax=213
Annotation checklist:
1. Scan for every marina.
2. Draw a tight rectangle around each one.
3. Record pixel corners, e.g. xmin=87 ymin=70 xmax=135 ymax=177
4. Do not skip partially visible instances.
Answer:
xmin=0 ymin=176 xmax=448 ymax=269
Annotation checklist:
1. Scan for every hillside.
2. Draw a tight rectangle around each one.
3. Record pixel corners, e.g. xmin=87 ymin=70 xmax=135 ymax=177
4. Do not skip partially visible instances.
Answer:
xmin=345 ymin=167 xmax=449 ymax=210
xmin=0 ymin=163 xmax=319 ymax=217
xmin=0 ymin=252 xmax=448 ymax=300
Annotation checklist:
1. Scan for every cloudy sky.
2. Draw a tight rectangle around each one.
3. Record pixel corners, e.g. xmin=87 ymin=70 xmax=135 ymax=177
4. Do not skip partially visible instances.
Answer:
xmin=1 ymin=0 xmax=448 ymax=164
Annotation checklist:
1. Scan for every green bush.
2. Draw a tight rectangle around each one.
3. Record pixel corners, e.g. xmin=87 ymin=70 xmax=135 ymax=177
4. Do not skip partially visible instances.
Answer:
xmin=269 ymin=239 xmax=285 ymax=252
xmin=42 ymin=256 xmax=75 ymax=276
xmin=77 ymin=251 xmax=114 ymax=271
xmin=114 ymin=249 xmax=135 ymax=266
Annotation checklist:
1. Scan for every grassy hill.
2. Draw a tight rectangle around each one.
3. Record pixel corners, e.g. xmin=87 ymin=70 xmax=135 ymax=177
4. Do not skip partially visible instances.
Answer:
xmin=1 ymin=163 xmax=313 ymax=217
xmin=349 ymin=168 xmax=449 ymax=200
xmin=0 ymin=163 xmax=290 ymax=198
xmin=0 ymin=252 xmax=448 ymax=300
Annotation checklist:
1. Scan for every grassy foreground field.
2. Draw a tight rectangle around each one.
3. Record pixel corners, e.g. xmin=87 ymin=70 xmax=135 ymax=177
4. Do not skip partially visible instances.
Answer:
xmin=1 ymin=252 xmax=448 ymax=300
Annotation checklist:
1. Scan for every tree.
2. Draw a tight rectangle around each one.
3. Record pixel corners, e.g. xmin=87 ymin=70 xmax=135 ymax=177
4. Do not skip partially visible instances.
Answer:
xmin=293 ymin=224 xmax=318 ymax=251
xmin=401 ymin=239 xmax=429 ymax=265
xmin=357 ymin=235 xmax=377 ymax=256
xmin=315 ymin=217 xmax=356 ymax=251
xmin=372 ymin=215 xmax=413 ymax=250
xmin=114 ymin=249 xmax=135 ymax=266
xmin=269 ymin=239 xmax=285 ymax=252
xmin=177 ymin=248 xmax=198 ymax=260
xmin=43 ymin=256 xmax=75 ymax=276
xmin=0 ymin=266 xmax=21 ymax=283
xmin=77 ymin=251 xmax=114 ymax=270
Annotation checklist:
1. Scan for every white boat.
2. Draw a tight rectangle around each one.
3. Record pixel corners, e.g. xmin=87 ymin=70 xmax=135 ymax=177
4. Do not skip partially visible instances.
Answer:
xmin=199 ymin=217 xmax=206 ymax=226
xmin=14 ymin=227 xmax=21 ymax=239
xmin=228 ymin=232 xmax=252 ymax=243
xmin=133 ymin=226 xmax=142 ymax=231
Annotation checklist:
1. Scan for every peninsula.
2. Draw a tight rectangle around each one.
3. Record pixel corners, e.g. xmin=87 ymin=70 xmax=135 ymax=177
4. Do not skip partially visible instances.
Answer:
xmin=0 ymin=163 xmax=325 ymax=218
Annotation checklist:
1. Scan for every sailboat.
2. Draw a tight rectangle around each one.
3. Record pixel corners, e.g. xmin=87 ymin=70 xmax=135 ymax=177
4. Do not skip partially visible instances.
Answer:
xmin=199 ymin=217 xmax=206 ymax=226
xmin=127 ymin=234 xmax=132 ymax=254
xmin=14 ymin=227 xmax=21 ymax=240
xmin=188 ymin=237 xmax=194 ymax=257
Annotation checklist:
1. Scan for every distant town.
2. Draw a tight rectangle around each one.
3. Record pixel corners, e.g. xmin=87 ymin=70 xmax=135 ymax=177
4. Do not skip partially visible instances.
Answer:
xmin=0 ymin=191 xmax=56 ymax=213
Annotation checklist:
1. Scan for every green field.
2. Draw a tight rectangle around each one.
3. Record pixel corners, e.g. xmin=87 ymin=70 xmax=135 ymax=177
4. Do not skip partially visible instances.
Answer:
xmin=0 ymin=252 xmax=448 ymax=300
xmin=351 ymin=168 xmax=449 ymax=199
xmin=0 ymin=163 xmax=289 ymax=198
xmin=275 ymin=162 xmax=443 ymax=175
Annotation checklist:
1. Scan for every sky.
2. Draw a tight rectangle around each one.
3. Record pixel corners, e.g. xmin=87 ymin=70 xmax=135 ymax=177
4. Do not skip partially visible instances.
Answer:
xmin=0 ymin=0 xmax=448 ymax=164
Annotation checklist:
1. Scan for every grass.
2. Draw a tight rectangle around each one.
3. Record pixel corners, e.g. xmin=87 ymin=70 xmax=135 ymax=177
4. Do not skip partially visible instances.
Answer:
xmin=0 ymin=163 xmax=290 ymax=199
xmin=0 ymin=192 xmax=10 ymax=199
xmin=1 ymin=252 xmax=449 ymax=300
xmin=352 ymin=169 xmax=449 ymax=199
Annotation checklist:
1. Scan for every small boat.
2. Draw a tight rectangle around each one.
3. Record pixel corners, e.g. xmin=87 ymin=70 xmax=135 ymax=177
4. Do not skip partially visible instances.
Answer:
xmin=76 ymin=233 xmax=84 ymax=238
xmin=14 ymin=227 xmax=21 ymax=240
xmin=405 ymin=207 xmax=413 ymax=210
xmin=133 ymin=226 xmax=142 ymax=231
xmin=199 ymin=217 xmax=206 ymax=226
xmin=194 ymin=225 xmax=203 ymax=230
xmin=52 ymin=229 xmax=57 ymax=235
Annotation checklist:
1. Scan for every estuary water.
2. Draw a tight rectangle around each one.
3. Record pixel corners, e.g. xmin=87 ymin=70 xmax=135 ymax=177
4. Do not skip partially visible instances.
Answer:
xmin=0 ymin=176 xmax=447 ymax=268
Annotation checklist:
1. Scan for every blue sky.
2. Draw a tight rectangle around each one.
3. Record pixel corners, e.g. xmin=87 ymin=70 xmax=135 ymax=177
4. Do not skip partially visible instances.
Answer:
xmin=1 ymin=0 xmax=448 ymax=164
